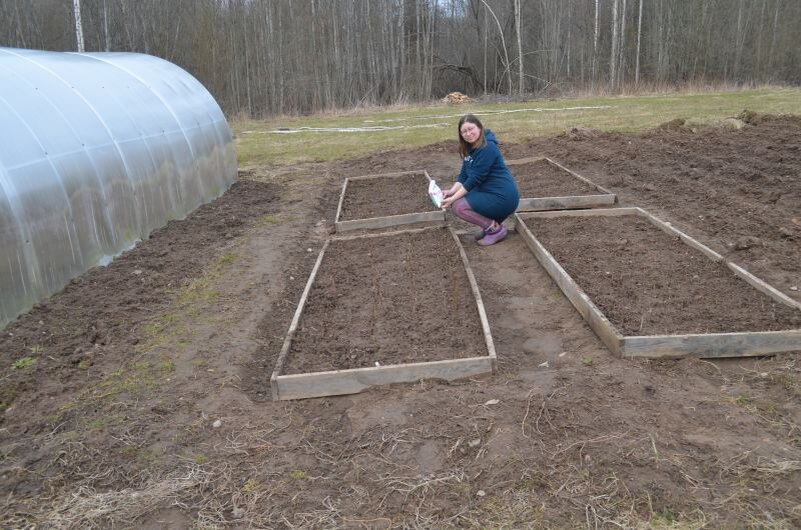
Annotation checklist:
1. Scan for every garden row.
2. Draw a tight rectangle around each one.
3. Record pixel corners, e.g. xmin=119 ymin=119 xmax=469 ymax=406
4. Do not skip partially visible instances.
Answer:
xmin=271 ymin=158 xmax=801 ymax=400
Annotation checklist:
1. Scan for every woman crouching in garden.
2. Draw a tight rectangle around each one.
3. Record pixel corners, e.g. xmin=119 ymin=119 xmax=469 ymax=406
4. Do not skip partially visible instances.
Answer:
xmin=441 ymin=114 xmax=520 ymax=245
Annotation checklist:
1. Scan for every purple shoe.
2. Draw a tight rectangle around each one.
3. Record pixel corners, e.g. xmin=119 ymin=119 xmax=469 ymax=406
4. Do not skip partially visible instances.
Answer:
xmin=477 ymin=224 xmax=507 ymax=246
xmin=473 ymin=228 xmax=486 ymax=241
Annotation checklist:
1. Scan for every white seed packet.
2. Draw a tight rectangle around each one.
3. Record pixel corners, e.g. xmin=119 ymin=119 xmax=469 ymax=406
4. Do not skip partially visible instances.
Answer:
xmin=428 ymin=179 xmax=444 ymax=207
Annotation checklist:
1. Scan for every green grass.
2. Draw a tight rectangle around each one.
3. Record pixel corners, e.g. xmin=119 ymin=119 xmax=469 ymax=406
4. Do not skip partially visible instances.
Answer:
xmin=289 ymin=469 xmax=307 ymax=480
xmin=11 ymin=357 xmax=36 ymax=370
xmin=94 ymin=355 xmax=176 ymax=401
xmin=137 ymin=252 xmax=237 ymax=349
xmin=231 ymin=87 xmax=801 ymax=168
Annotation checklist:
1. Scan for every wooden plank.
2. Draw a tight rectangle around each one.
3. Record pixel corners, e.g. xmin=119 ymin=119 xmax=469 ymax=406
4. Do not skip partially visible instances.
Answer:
xmin=727 ymin=262 xmax=801 ymax=311
xmin=451 ymin=228 xmax=498 ymax=369
xmin=332 ymin=224 xmax=444 ymax=242
xmin=335 ymin=170 xmax=443 ymax=232
xmin=347 ymin=170 xmax=429 ymax=181
xmin=335 ymin=210 xmax=445 ymax=232
xmin=544 ymin=157 xmax=616 ymax=196
xmin=337 ymin=173 xmax=422 ymax=229
xmin=334 ymin=178 xmax=349 ymax=229
xmin=513 ymin=213 xmax=624 ymax=355
xmin=636 ymin=208 xmax=724 ymax=262
xmin=274 ymin=357 xmax=493 ymax=400
xmin=517 ymin=194 xmax=617 ymax=212
xmin=622 ymin=330 xmax=801 ymax=359
xmin=517 ymin=207 xmax=639 ymax=220
xmin=507 ymin=157 xmax=618 ymax=212
xmin=506 ymin=156 xmax=546 ymax=166
xmin=636 ymin=208 xmax=800 ymax=310
xmin=270 ymin=239 xmax=330 ymax=401
xmin=271 ymin=227 xmax=496 ymax=400
xmin=515 ymin=208 xmax=801 ymax=359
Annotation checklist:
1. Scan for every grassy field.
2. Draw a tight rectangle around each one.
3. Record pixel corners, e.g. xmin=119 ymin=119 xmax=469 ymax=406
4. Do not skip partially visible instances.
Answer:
xmin=231 ymin=87 xmax=801 ymax=168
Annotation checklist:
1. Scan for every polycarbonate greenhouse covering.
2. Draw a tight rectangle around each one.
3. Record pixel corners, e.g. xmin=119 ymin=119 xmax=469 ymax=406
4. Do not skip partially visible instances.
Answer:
xmin=0 ymin=47 xmax=237 ymax=330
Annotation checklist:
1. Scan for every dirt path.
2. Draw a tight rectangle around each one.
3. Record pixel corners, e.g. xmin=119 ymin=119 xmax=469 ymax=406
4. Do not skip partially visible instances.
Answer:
xmin=1 ymin=114 xmax=800 ymax=528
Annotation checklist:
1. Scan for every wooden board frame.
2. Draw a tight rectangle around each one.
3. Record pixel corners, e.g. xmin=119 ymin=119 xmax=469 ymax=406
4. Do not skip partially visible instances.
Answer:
xmin=506 ymin=156 xmax=618 ymax=212
xmin=335 ymin=170 xmax=445 ymax=232
xmin=514 ymin=207 xmax=801 ymax=359
xmin=270 ymin=226 xmax=497 ymax=400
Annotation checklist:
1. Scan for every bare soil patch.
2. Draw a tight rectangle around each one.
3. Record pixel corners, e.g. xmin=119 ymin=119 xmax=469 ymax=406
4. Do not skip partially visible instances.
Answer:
xmin=512 ymin=157 xmax=598 ymax=197
xmin=0 ymin=179 xmax=279 ymax=416
xmin=285 ymin=228 xmax=486 ymax=373
xmin=339 ymin=171 xmax=437 ymax=221
xmin=524 ymin=214 xmax=801 ymax=335
xmin=1 ymin=113 xmax=800 ymax=528
xmin=505 ymin=114 xmax=801 ymax=297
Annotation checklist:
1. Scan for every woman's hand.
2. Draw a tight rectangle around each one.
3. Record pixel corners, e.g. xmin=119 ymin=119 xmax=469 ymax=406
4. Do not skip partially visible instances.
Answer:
xmin=441 ymin=183 xmax=466 ymax=209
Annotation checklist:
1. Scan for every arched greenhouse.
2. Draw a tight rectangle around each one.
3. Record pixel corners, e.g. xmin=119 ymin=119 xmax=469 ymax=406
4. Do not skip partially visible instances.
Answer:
xmin=0 ymin=47 xmax=238 ymax=330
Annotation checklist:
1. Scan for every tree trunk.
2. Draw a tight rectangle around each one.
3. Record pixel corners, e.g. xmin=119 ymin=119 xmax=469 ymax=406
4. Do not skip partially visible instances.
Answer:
xmin=73 ymin=0 xmax=85 ymax=52
xmin=483 ymin=11 xmax=488 ymax=94
xmin=102 ymin=0 xmax=110 ymax=51
xmin=768 ymin=0 xmax=780 ymax=75
xmin=515 ymin=0 xmax=523 ymax=95
xmin=480 ymin=0 xmax=512 ymax=95
xmin=611 ymin=0 xmax=619 ymax=88
xmin=734 ymin=0 xmax=744 ymax=80
xmin=592 ymin=0 xmax=600 ymax=86
xmin=618 ymin=0 xmax=627 ymax=86
xmin=635 ymin=0 xmax=643 ymax=85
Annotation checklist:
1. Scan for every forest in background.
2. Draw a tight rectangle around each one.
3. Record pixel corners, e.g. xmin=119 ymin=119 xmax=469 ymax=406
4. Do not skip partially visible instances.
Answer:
xmin=1 ymin=0 xmax=799 ymax=117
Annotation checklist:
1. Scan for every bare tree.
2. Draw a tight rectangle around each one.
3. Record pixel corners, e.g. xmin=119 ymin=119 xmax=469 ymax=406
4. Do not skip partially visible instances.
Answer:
xmin=635 ymin=0 xmax=643 ymax=84
xmin=2 ymin=0 xmax=800 ymax=116
xmin=618 ymin=0 xmax=627 ymax=86
xmin=592 ymin=0 xmax=600 ymax=86
xmin=514 ymin=0 xmax=523 ymax=94
xmin=610 ymin=0 xmax=619 ymax=88
xmin=72 ymin=0 xmax=84 ymax=52
xmin=480 ymin=0 xmax=512 ymax=95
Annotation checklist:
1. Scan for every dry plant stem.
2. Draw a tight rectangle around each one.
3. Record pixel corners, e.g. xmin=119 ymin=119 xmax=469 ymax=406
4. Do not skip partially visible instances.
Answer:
xmin=522 ymin=387 xmax=561 ymax=438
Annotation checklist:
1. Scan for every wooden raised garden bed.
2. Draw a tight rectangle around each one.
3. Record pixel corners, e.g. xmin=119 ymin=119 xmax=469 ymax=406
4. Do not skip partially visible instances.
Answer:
xmin=270 ymin=226 xmax=496 ymax=400
xmin=515 ymin=207 xmax=801 ymax=358
xmin=507 ymin=157 xmax=617 ymax=212
xmin=335 ymin=170 xmax=445 ymax=232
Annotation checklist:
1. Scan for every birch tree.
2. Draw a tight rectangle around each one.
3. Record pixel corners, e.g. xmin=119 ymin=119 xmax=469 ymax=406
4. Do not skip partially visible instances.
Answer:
xmin=1 ymin=0 xmax=800 ymax=116
xmin=610 ymin=0 xmax=619 ymax=87
xmin=635 ymin=0 xmax=643 ymax=84
xmin=592 ymin=0 xmax=600 ymax=85
xmin=72 ymin=0 xmax=84 ymax=52
xmin=480 ymin=0 xmax=512 ymax=95
xmin=514 ymin=0 xmax=523 ymax=94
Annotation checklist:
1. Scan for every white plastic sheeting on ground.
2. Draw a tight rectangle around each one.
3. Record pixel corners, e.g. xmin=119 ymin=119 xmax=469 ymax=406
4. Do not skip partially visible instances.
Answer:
xmin=0 ymin=47 xmax=237 ymax=329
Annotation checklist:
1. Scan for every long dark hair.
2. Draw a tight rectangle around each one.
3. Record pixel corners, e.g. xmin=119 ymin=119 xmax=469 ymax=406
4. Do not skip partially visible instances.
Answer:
xmin=457 ymin=114 xmax=486 ymax=158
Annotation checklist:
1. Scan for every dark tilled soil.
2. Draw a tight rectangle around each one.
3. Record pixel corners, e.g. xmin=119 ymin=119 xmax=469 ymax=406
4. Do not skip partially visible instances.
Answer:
xmin=524 ymin=214 xmax=801 ymax=335
xmin=339 ymin=171 xmax=438 ymax=220
xmin=511 ymin=157 xmax=599 ymax=197
xmin=284 ymin=228 xmax=486 ymax=373
xmin=503 ymin=113 xmax=801 ymax=297
xmin=1 ymin=113 xmax=800 ymax=528
xmin=0 ymin=179 xmax=279 ymax=418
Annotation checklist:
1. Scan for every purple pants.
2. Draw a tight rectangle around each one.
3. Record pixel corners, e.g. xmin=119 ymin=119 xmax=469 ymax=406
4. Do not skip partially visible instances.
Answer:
xmin=452 ymin=198 xmax=494 ymax=230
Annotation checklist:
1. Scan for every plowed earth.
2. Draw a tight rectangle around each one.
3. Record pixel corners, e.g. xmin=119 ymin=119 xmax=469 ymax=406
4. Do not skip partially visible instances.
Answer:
xmin=512 ymin=157 xmax=600 ymax=197
xmin=1 ymin=113 xmax=800 ymax=528
xmin=522 ymin=214 xmax=801 ymax=335
xmin=339 ymin=171 xmax=438 ymax=221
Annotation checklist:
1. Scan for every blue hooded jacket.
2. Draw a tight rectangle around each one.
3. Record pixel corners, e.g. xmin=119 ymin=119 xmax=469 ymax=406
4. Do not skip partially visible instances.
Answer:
xmin=457 ymin=130 xmax=520 ymax=221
